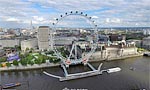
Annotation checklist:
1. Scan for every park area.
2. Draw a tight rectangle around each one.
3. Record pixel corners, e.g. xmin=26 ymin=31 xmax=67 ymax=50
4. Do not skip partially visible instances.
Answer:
xmin=0 ymin=51 xmax=61 ymax=68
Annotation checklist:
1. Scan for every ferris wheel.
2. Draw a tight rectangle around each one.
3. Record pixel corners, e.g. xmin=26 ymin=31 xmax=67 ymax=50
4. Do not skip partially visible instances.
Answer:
xmin=44 ymin=11 xmax=121 ymax=81
xmin=51 ymin=11 xmax=98 ymax=68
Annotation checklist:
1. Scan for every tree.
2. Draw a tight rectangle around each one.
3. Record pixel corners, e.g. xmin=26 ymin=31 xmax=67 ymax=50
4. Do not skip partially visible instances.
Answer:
xmin=49 ymin=57 xmax=55 ymax=62
xmin=48 ymin=56 xmax=60 ymax=63
xmin=29 ymin=50 xmax=32 ymax=53
xmin=42 ymin=59 xmax=46 ymax=63
xmin=29 ymin=48 xmax=34 ymax=53
xmin=13 ymin=60 xmax=19 ymax=66
xmin=37 ymin=54 xmax=47 ymax=64
xmin=45 ymin=51 xmax=54 ymax=55
xmin=25 ymin=48 xmax=29 ymax=51
xmin=6 ymin=62 xmax=11 ymax=67
xmin=30 ymin=48 xmax=34 ymax=51
xmin=43 ymin=49 xmax=47 ymax=52
xmin=19 ymin=54 xmax=24 ymax=59
xmin=137 ymin=48 xmax=145 ymax=52
xmin=28 ymin=60 xmax=34 ymax=66
xmin=34 ymin=58 xmax=42 ymax=65
xmin=24 ymin=52 xmax=30 ymax=57
xmin=20 ymin=59 xmax=27 ymax=66
xmin=0 ymin=64 xmax=3 ymax=67
xmin=26 ymin=55 xmax=34 ymax=61
xmin=43 ymin=55 xmax=49 ymax=60
xmin=0 ymin=57 xmax=7 ymax=63
xmin=15 ymin=45 xmax=21 ymax=51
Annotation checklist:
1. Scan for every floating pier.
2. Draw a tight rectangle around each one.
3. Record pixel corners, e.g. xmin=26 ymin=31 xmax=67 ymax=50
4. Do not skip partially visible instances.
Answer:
xmin=43 ymin=71 xmax=61 ymax=79
xmin=61 ymin=64 xmax=69 ymax=76
xmin=43 ymin=63 xmax=121 ymax=81
xmin=87 ymin=63 xmax=96 ymax=71
xmin=43 ymin=69 xmax=102 ymax=81
xmin=43 ymin=60 xmax=121 ymax=81
xmin=59 ymin=70 xmax=102 ymax=81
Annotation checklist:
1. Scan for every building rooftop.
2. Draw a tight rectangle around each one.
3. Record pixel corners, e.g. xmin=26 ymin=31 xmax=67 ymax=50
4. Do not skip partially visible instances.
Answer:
xmin=39 ymin=26 xmax=49 ymax=28
xmin=143 ymin=36 xmax=150 ymax=39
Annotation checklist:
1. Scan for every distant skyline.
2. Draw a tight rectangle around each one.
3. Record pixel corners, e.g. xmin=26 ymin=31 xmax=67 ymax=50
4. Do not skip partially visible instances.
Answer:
xmin=0 ymin=0 xmax=150 ymax=28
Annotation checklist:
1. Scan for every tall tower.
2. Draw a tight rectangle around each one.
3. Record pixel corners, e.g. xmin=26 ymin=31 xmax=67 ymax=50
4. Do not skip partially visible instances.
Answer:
xmin=38 ymin=26 xmax=52 ymax=51
xmin=30 ymin=20 xmax=33 ymax=30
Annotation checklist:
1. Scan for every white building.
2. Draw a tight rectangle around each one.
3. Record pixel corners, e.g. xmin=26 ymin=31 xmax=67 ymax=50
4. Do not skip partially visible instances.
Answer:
xmin=0 ymin=49 xmax=4 ymax=56
xmin=126 ymin=40 xmax=142 ymax=48
xmin=21 ymin=29 xmax=29 ymax=36
xmin=0 ymin=39 xmax=20 ymax=49
xmin=55 ymin=37 xmax=76 ymax=46
xmin=0 ymin=32 xmax=4 ymax=39
xmin=21 ymin=38 xmax=38 ymax=51
xmin=38 ymin=26 xmax=53 ymax=51
xmin=142 ymin=36 xmax=150 ymax=50
xmin=143 ymin=29 xmax=150 ymax=35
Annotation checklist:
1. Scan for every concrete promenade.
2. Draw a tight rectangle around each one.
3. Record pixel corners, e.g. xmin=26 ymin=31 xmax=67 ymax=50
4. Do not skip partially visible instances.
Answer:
xmin=89 ymin=53 xmax=143 ymax=62
xmin=0 ymin=53 xmax=143 ymax=72
xmin=0 ymin=62 xmax=59 ymax=72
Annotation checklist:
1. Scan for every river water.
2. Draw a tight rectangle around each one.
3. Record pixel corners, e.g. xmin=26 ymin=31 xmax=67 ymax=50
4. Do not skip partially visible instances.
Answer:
xmin=0 ymin=56 xmax=150 ymax=90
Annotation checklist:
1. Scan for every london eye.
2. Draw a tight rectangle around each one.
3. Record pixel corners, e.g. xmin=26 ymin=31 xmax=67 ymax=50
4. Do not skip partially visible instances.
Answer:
xmin=51 ymin=11 xmax=98 ymax=68
xmin=43 ymin=11 xmax=121 ymax=81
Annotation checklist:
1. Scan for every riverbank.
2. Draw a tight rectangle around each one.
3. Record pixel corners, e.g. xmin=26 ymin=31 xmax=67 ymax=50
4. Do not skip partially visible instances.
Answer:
xmin=89 ymin=53 xmax=143 ymax=62
xmin=107 ymin=53 xmax=143 ymax=61
xmin=0 ymin=53 xmax=144 ymax=72
xmin=1 ymin=56 xmax=149 ymax=90
xmin=0 ymin=62 xmax=60 ymax=72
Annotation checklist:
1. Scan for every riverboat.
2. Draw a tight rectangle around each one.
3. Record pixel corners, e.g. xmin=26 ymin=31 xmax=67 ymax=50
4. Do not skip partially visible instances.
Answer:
xmin=2 ymin=83 xmax=21 ymax=89
xmin=143 ymin=52 xmax=150 ymax=56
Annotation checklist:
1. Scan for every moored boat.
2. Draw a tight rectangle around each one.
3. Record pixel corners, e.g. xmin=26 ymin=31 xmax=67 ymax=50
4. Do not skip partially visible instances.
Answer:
xmin=143 ymin=52 xmax=150 ymax=56
xmin=2 ymin=83 xmax=21 ymax=89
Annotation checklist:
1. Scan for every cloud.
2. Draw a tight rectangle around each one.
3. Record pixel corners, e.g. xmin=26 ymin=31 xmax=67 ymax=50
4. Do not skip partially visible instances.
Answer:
xmin=92 ymin=16 xmax=99 ymax=19
xmin=32 ymin=16 xmax=44 ymax=21
xmin=0 ymin=0 xmax=150 ymax=28
xmin=105 ymin=18 xmax=121 ymax=23
xmin=6 ymin=18 xmax=20 ymax=22
xmin=28 ymin=0 xmax=103 ymax=11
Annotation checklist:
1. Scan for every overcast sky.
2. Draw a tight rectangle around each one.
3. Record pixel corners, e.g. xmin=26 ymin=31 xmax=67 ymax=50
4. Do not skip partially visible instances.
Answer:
xmin=0 ymin=0 xmax=150 ymax=28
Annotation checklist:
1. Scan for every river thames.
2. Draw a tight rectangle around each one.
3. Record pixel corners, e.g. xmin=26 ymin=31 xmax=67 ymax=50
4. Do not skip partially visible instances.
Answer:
xmin=1 ymin=56 xmax=150 ymax=90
